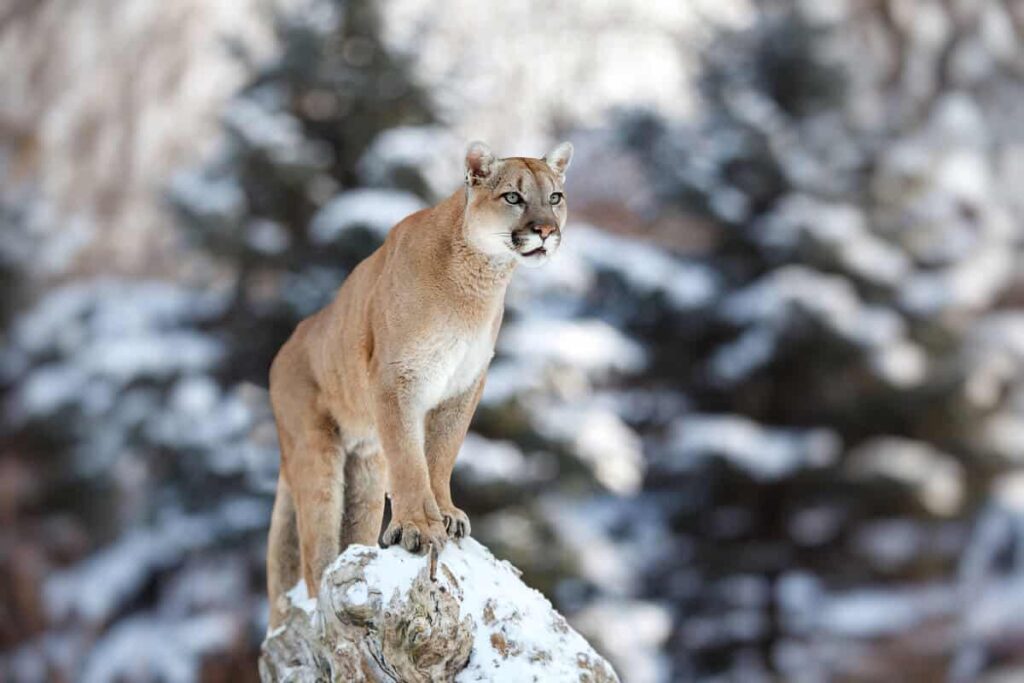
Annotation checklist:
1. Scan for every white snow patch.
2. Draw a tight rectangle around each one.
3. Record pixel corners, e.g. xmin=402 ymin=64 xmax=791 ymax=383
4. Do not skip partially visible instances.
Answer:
xmin=80 ymin=612 xmax=238 ymax=683
xmin=455 ymin=433 xmax=552 ymax=486
xmin=286 ymin=580 xmax=318 ymax=616
xmin=308 ymin=189 xmax=426 ymax=244
xmin=571 ymin=599 xmax=673 ymax=683
xmin=312 ymin=539 xmax=616 ymax=682
xmin=570 ymin=226 xmax=718 ymax=310
xmin=847 ymin=437 xmax=965 ymax=516
xmin=497 ymin=318 xmax=645 ymax=377
xmin=663 ymin=414 xmax=840 ymax=480
xmin=534 ymin=404 xmax=645 ymax=494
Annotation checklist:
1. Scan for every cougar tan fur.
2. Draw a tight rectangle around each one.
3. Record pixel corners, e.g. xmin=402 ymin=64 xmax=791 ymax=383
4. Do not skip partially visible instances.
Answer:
xmin=266 ymin=141 xmax=573 ymax=627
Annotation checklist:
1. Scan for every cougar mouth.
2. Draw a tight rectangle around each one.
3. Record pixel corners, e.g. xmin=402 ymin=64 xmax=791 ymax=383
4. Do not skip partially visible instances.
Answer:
xmin=521 ymin=246 xmax=547 ymax=257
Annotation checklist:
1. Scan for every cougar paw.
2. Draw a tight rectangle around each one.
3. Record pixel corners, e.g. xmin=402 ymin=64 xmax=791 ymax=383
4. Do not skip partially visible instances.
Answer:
xmin=381 ymin=516 xmax=447 ymax=554
xmin=441 ymin=507 xmax=471 ymax=539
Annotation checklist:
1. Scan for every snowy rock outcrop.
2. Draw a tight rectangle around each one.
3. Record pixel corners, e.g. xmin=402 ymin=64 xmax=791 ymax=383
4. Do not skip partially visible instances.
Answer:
xmin=259 ymin=539 xmax=618 ymax=683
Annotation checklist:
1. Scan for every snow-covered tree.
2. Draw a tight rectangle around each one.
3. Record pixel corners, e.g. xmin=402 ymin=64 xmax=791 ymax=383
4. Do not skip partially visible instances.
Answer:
xmin=0 ymin=1 xmax=442 ymax=680
xmin=609 ymin=0 xmax=1024 ymax=678
xmin=170 ymin=0 xmax=435 ymax=384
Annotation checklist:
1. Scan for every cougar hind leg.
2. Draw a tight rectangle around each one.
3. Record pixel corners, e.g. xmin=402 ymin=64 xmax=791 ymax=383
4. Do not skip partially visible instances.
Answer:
xmin=268 ymin=332 xmax=346 ymax=620
xmin=289 ymin=416 xmax=346 ymax=597
xmin=340 ymin=440 xmax=387 ymax=548
xmin=266 ymin=477 xmax=300 ymax=630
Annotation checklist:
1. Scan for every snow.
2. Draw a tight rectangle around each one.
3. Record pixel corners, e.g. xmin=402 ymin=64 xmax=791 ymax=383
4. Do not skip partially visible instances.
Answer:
xmin=80 ymin=612 xmax=238 ymax=683
xmin=569 ymin=226 xmax=718 ymax=310
xmin=168 ymin=171 xmax=246 ymax=227
xmin=496 ymin=318 xmax=645 ymax=378
xmin=777 ymin=572 xmax=953 ymax=639
xmin=709 ymin=327 xmax=776 ymax=384
xmin=484 ymin=316 xmax=646 ymax=407
xmin=533 ymin=404 xmax=645 ymax=494
xmin=721 ymin=266 xmax=903 ymax=348
xmin=870 ymin=340 xmax=928 ymax=388
xmin=846 ymin=437 xmax=965 ymax=516
xmin=663 ymin=414 xmax=840 ymax=481
xmin=715 ymin=264 xmax=927 ymax=386
xmin=3 ymin=280 xmax=227 ymax=425
xmin=222 ymin=95 xmax=328 ymax=170
xmin=146 ymin=379 xmax=269 ymax=476
xmin=285 ymin=580 xmax=317 ymax=616
xmin=900 ymin=248 xmax=1014 ymax=317
xmin=993 ymin=472 xmax=1024 ymax=514
xmin=380 ymin=0 xmax=752 ymax=146
xmin=455 ymin=433 xmax=552 ymax=487
xmin=45 ymin=499 xmax=268 ymax=624
xmin=816 ymin=586 xmax=952 ymax=638
xmin=357 ymin=125 xmax=464 ymax=198
xmin=571 ymin=599 xmax=673 ymax=683
xmin=279 ymin=539 xmax=620 ymax=682
xmin=308 ymin=188 xmax=426 ymax=244
xmin=246 ymin=218 xmax=291 ymax=255
xmin=758 ymin=195 xmax=910 ymax=287
xmin=542 ymin=497 xmax=675 ymax=599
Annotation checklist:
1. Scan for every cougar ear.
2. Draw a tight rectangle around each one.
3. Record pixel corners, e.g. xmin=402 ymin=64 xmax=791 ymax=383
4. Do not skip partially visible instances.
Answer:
xmin=465 ymin=141 xmax=496 ymax=184
xmin=543 ymin=141 xmax=573 ymax=177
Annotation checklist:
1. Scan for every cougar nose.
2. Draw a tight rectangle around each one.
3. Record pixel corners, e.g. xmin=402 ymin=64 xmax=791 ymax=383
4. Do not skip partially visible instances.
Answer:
xmin=531 ymin=223 xmax=557 ymax=239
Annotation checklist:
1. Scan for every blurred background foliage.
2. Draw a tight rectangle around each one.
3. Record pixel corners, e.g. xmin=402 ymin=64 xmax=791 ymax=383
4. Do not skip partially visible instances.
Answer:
xmin=5 ymin=0 xmax=1024 ymax=681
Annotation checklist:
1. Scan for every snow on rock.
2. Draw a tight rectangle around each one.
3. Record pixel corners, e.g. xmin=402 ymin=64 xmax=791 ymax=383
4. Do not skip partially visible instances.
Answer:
xmin=259 ymin=539 xmax=619 ymax=683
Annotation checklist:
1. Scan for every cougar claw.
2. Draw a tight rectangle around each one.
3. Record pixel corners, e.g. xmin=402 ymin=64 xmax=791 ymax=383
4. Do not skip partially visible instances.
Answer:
xmin=441 ymin=508 xmax=471 ymax=539
xmin=382 ymin=517 xmax=447 ymax=554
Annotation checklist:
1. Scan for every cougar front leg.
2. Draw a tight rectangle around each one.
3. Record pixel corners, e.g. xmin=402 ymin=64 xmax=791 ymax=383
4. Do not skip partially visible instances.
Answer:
xmin=425 ymin=374 xmax=485 ymax=539
xmin=375 ymin=389 xmax=446 ymax=553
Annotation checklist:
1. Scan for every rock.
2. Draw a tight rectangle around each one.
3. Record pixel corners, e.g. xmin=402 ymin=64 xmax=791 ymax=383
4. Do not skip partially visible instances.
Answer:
xmin=259 ymin=539 xmax=619 ymax=683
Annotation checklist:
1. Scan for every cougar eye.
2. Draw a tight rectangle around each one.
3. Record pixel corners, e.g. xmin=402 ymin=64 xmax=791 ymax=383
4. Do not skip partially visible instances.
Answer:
xmin=549 ymin=192 xmax=564 ymax=205
xmin=502 ymin=192 xmax=522 ymax=205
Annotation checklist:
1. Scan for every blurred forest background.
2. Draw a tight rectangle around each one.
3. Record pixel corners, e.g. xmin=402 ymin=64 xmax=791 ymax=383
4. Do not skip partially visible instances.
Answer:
xmin=4 ymin=0 xmax=1024 ymax=681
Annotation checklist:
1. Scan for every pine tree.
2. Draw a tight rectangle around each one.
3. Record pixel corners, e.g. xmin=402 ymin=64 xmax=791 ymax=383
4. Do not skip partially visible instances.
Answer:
xmin=171 ymin=0 xmax=434 ymax=383
xmin=616 ymin=1 xmax=1024 ymax=678
xmin=0 ymin=1 xmax=440 ymax=679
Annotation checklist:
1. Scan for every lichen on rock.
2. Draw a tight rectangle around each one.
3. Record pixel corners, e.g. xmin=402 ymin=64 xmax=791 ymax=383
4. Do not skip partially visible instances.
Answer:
xmin=259 ymin=539 xmax=618 ymax=682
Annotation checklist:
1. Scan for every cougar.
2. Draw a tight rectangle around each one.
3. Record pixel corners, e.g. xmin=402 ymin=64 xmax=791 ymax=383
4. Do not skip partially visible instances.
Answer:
xmin=266 ymin=140 xmax=573 ymax=627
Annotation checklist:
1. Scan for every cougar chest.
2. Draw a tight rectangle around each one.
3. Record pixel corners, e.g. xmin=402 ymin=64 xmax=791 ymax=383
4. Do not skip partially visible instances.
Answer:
xmin=415 ymin=322 xmax=494 ymax=409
